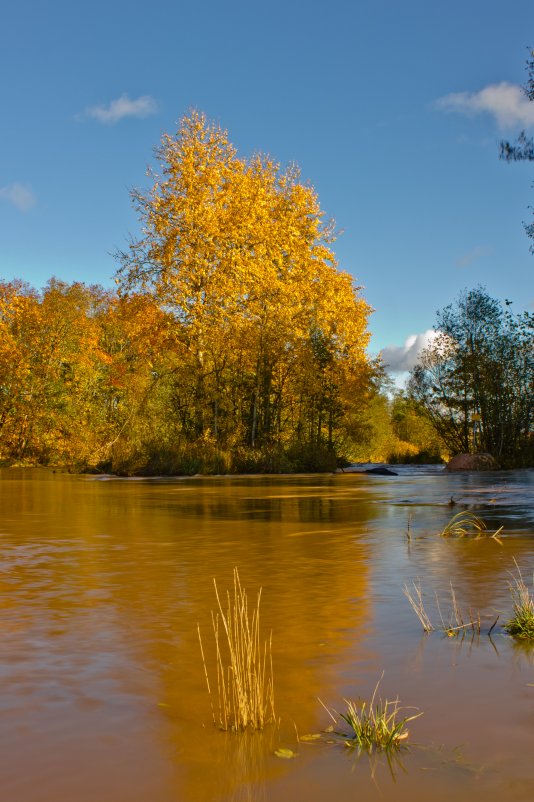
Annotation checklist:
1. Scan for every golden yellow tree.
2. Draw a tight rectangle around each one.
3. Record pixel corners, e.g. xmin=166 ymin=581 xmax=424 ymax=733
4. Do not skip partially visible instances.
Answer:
xmin=0 ymin=280 xmax=109 ymax=463
xmin=117 ymin=111 xmax=372 ymax=466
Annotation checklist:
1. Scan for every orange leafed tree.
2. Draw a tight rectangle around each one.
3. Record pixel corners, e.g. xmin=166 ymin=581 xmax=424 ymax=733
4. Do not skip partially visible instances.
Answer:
xmin=0 ymin=279 xmax=173 ymax=469
xmin=0 ymin=279 xmax=110 ymax=463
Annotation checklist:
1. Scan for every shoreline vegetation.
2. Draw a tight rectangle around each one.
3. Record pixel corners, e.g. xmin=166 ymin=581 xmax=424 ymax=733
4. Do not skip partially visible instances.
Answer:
xmin=0 ymin=452 xmax=446 ymax=477
xmin=5 ymin=456 xmax=534 ymax=480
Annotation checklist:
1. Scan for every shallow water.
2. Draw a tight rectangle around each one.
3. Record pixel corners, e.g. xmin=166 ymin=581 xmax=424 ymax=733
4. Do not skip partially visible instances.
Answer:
xmin=0 ymin=466 xmax=533 ymax=801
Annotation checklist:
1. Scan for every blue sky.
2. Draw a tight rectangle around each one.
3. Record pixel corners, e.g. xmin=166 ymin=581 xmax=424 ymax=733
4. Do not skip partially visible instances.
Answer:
xmin=2 ymin=0 xmax=533 ymax=373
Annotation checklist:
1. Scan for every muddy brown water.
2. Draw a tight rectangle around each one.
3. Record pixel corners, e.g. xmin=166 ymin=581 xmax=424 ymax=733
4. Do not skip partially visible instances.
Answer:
xmin=0 ymin=466 xmax=533 ymax=802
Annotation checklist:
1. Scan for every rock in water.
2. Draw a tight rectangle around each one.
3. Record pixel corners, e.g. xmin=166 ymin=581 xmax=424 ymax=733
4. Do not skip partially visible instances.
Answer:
xmin=364 ymin=467 xmax=398 ymax=476
xmin=445 ymin=453 xmax=498 ymax=472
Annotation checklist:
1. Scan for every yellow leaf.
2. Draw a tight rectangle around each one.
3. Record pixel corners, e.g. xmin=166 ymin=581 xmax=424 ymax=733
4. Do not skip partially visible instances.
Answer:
xmin=274 ymin=748 xmax=297 ymax=759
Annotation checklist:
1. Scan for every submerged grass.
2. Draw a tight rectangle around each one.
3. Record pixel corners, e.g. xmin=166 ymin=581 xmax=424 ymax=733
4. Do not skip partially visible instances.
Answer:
xmin=505 ymin=560 xmax=534 ymax=640
xmin=341 ymin=681 xmax=421 ymax=752
xmin=198 ymin=568 xmax=275 ymax=732
xmin=321 ymin=677 xmax=421 ymax=753
xmin=439 ymin=511 xmax=504 ymax=542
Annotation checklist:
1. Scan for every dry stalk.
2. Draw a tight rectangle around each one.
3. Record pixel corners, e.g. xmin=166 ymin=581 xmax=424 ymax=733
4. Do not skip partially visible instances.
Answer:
xmin=406 ymin=512 xmax=413 ymax=542
xmin=405 ymin=581 xmax=482 ymax=636
xmin=199 ymin=568 xmax=275 ymax=731
xmin=438 ymin=583 xmax=481 ymax=636
xmin=403 ymin=581 xmax=434 ymax=632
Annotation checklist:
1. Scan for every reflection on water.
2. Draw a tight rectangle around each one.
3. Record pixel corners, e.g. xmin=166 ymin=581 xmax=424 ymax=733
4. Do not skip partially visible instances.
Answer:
xmin=0 ymin=467 xmax=533 ymax=801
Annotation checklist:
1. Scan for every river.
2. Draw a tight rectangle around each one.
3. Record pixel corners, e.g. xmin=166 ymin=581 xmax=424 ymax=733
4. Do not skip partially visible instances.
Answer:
xmin=0 ymin=466 xmax=533 ymax=801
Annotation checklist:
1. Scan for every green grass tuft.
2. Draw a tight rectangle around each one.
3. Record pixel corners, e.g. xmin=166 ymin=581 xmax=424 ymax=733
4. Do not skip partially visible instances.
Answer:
xmin=504 ymin=561 xmax=534 ymax=640
xmin=337 ymin=678 xmax=421 ymax=752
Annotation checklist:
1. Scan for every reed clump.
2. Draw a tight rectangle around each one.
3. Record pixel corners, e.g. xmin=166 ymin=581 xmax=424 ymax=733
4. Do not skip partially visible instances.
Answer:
xmin=337 ymin=679 xmax=421 ymax=752
xmin=505 ymin=561 xmax=534 ymax=640
xmin=439 ymin=511 xmax=503 ymax=542
xmin=198 ymin=568 xmax=275 ymax=732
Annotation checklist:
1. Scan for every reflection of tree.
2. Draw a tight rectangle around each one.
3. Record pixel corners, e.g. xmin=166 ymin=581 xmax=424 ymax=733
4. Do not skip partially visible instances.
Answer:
xmin=0 ymin=471 xmax=374 ymax=801
xmin=5 ymin=469 xmax=534 ymax=799
xmin=107 ymin=476 xmax=375 ymax=800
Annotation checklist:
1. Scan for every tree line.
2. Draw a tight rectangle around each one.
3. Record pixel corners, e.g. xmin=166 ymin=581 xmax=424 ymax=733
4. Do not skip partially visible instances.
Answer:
xmin=0 ymin=275 xmax=369 ymax=473
xmin=1 ymin=113 xmax=531 ymax=472
xmin=1 ymin=279 xmax=529 ymax=472
xmin=0 ymin=114 xmax=380 ymax=473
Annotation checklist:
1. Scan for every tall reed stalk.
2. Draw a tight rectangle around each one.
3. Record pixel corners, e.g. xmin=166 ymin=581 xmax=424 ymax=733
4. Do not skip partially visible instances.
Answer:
xmin=198 ymin=568 xmax=275 ymax=731
xmin=403 ymin=581 xmax=434 ymax=632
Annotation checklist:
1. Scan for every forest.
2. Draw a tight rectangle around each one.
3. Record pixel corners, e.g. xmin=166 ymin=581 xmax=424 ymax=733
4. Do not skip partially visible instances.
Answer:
xmin=0 ymin=113 xmax=531 ymax=473
xmin=1 ymin=272 xmax=441 ymax=473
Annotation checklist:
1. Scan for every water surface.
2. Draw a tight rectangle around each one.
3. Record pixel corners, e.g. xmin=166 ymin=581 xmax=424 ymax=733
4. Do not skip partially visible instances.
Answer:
xmin=0 ymin=466 xmax=533 ymax=801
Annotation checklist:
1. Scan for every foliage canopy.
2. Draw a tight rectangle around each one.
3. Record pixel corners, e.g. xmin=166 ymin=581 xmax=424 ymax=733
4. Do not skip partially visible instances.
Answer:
xmin=500 ymin=48 xmax=534 ymax=248
xmin=0 ymin=113 xmax=375 ymax=473
xmin=115 ymin=111 xmax=373 ymax=468
xmin=408 ymin=287 xmax=533 ymax=468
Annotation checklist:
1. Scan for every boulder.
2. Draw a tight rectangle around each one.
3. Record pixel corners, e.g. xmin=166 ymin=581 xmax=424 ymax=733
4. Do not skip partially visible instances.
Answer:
xmin=364 ymin=466 xmax=398 ymax=476
xmin=445 ymin=453 xmax=499 ymax=472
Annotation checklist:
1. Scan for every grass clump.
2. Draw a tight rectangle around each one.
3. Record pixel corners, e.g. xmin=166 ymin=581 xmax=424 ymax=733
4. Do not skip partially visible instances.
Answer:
xmin=198 ymin=568 xmax=275 ymax=732
xmin=439 ymin=511 xmax=504 ymax=542
xmin=328 ymin=678 xmax=421 ymax=752
xmin=505 ymin=561 xmax=534 ymax=640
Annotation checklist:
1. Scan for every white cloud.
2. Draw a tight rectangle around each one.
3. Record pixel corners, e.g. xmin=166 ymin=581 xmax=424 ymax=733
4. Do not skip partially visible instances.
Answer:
xmin=381 ymin=330 xmax=438 ymax=373
xmin=455 ymin=245 xmax=492 ymax=268
xmin=80 ymin=94 xmax=158 ymax=124
xmin=435 ymin=82 xmax=534 ymax=129
xmin=0 ymin=182 xmax=36 ymax=212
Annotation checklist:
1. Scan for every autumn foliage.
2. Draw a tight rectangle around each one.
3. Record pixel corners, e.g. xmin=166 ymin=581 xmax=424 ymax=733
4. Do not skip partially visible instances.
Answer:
xmin=0 ymin=113 xmax=374 ymax=473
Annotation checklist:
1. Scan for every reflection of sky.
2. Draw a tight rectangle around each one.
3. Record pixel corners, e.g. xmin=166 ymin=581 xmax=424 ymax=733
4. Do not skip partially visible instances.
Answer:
xmin=346 ymin=466 xmax=534 ymax=532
